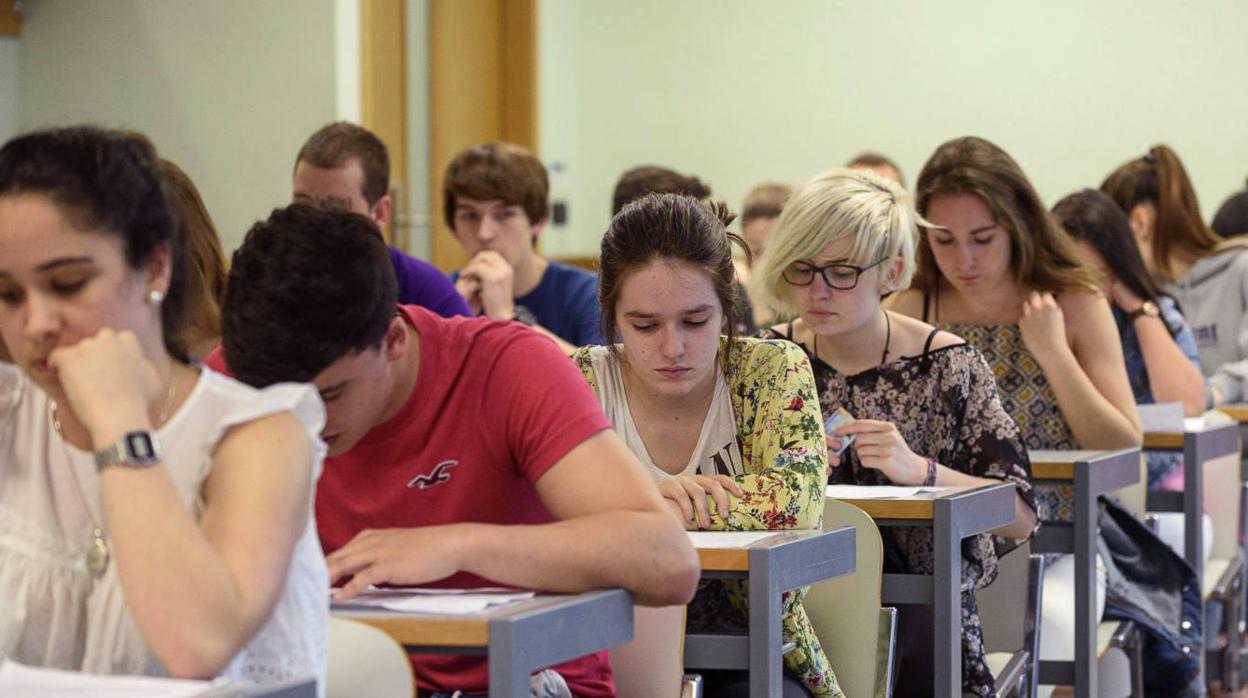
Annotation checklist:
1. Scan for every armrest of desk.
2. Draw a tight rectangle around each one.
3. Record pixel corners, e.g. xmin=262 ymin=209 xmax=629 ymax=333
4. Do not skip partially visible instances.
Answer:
xmin=1028 ymin=448 xmax=1140 ymax=497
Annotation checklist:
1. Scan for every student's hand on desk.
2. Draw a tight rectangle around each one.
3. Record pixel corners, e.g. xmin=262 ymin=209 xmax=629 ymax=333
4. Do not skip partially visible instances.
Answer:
xmin=326 ymin=527 xmax=466 ymax=601
xmin=1018 ymin=291 xmax=1069 ymax=362
xmin=461 ymin=251 xmax=515 ymax=321
xmin=658 ymin=474 xmax=744 ymax=529
xmin=835 ymin=419 xmax=926 ymax=486
xmin=48 ymin=328 xmax=162 ymax=444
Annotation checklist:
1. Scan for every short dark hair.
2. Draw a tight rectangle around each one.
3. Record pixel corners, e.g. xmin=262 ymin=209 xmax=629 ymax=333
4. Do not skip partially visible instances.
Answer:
xmin=599 ymin=193 xmax=743 ymax=368
xmin=611 ymin=166 xmax=711 ymax=215
xmin=442 ymin=142 xmax=549 ymax=228
xmin=296 ymin=122 xmax=390 ymax=205
xmin=741 ymin=183 xmax=793 ymax=226
xmin=1212 ymin=180 xmax=1248 ymax=239
xmin=0 ymin=126 xmax=189 ymax=361
xmin=846 ymin=151 xmax=905 ymax=189
xmin=222 ymin=204 xmax=397 ymax=387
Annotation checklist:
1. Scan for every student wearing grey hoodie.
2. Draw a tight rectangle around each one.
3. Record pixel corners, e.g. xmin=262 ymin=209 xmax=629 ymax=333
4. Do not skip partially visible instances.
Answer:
xmin=1104 ymin=145 xmax=1248 ymax=405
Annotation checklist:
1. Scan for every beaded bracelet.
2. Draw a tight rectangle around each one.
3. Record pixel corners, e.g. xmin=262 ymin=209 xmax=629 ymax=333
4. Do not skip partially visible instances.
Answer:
xmin=923 ymin=458 xmax=938 ymax=487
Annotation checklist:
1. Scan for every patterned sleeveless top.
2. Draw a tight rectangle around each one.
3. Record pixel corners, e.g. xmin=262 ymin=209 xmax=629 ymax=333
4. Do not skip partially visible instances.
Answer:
xmin=936 ymin=323 xmax=1077 ymax=451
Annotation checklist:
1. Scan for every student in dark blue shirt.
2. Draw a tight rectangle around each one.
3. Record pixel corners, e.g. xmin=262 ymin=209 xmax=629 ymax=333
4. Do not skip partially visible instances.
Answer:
xmin=444 ymin=142 xmax=602 ymax=351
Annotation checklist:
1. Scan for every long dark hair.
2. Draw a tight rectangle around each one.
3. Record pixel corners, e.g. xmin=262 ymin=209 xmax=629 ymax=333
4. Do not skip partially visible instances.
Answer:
xmin=0 ymin=126 xmax=189 ymax=362
xmin=598 ymin=193 xmax=744 ymax=369
xmin=1052 ymin=189 xmax=1169 ymax=320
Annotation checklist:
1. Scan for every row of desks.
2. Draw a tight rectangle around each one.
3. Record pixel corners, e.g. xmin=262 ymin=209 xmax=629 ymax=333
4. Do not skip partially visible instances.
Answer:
xmin=338 ymin=483 xmax=1018 ymax=698
xmin=332 ymin=409 xmax=1248 ymax=698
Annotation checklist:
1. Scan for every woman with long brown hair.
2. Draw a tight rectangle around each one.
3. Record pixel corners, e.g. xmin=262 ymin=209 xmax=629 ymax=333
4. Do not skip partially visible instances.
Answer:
xmin=891 ymin=136 xmax=1202 ymax=696
xmin=1103 ymin=145 xmax=1248 ymax=405
xmin=890 ymin=136 xmax=1140 ymax=453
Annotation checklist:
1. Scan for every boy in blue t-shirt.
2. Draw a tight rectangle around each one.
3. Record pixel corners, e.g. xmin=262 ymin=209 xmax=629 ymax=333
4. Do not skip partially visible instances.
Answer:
xmin=444 ymin=142 xmax=602 ymax=352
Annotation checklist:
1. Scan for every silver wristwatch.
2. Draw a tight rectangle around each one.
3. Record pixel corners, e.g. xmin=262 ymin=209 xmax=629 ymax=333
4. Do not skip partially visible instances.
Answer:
xmin=94 ymin=431 xmax=163 ymax=471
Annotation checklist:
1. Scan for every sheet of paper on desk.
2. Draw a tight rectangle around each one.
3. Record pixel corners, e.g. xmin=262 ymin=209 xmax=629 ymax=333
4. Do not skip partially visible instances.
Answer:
xmin=825 ymin=485 xmax=948 ymax=499
xmin=1139 ymin=402 xmax=1184 ymax=433
xmin=331 ymin=587 xmax=535 ymax=614
xmin=0 ymin=660 xmax=219 ymax=697
xmin=686 ymin=531 xmax=781 ymax=548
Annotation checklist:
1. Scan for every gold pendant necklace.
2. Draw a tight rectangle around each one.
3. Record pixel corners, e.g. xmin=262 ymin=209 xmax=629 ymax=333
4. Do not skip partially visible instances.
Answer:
xmin=49 ymin=372 xmax=179 ymax=576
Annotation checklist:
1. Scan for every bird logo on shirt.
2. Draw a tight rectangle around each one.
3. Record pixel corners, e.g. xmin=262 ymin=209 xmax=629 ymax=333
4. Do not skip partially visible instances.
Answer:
xmin=407 ymin=460 xmax=459 ymax=489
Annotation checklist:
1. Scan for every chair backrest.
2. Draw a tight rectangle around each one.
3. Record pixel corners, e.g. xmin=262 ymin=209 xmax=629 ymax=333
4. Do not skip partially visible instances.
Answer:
xmin=806 ymin=499 xmax=886 ymax=698
xmin=326 ymin=616 xmax=415 ymax=698
xmin=1202 ymin=442 xmax=1243 ymax=560
xmin=611 ymin=605 xmax=688 ymax=698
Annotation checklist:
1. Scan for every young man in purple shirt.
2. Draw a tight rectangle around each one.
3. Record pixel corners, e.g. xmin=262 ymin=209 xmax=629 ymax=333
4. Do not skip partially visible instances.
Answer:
xmin=293 ymin=122 xmax=470 ymax=319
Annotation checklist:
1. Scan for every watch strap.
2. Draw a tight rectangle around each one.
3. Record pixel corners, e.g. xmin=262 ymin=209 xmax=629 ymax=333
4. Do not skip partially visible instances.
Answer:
xmin=1126 ymin=302 xmax=1158 ymax=322
xmin=95 ymin=431 xmax=163 ymax=471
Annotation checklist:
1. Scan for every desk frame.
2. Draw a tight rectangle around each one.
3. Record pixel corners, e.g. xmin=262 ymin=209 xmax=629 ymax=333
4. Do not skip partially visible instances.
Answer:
xmin=1029 ymin=448 xmax=1140 ymax=696
xmin=337 ymin=589 xmax=633 ymax=698
xmin=1145 ymin=421 xmax=1241 ymax=689
xmin=836 ymin=484 xmax=1015 ymax=698
xmin=684 ymin=527 xmax=856 ymax=698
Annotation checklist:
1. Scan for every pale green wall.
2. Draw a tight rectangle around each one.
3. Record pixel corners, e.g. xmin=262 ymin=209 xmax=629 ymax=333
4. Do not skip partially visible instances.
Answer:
xmin=0 ymin=39 xmax=16 ymax=145
xmin=16 ymin=0 xmax=344 ymax=253
xmin=538 ymin=0 xmax=1248 ymax=257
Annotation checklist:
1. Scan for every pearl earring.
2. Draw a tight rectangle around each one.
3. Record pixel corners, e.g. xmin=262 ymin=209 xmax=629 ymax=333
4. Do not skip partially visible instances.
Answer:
xmin=148 ymin=290 xmax=165 ymax=305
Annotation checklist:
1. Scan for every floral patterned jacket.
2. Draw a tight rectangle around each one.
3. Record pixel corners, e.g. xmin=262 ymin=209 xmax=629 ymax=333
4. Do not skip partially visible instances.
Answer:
xmin=572 ymin=337 xmax=842 ymax=698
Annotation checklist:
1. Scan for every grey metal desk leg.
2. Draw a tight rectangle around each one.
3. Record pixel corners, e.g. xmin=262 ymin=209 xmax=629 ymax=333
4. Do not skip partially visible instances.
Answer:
xmin=1075 ymin=463 xmax=1098 ymax=697
xmin=1186 ymin=433 xmax=1205 ymax=593
xmin=488 ymin=627 xmax=531 ymax=698
xmin=748 ymin=547 xmax=782 ymax=698
xmin=934 ymin=500 xmax=961 ymax=698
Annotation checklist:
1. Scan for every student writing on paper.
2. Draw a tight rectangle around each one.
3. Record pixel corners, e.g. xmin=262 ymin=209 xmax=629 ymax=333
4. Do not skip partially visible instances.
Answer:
xmin=0 ymin=127 xmax=329 ymax=687
xmin=215 ymin=205 xmax=699 ymax=698
xmin=752 ymin=167 xmax=1036 ymax=696
xmin=1053 ymin=189 xmax=1210 ymax=488
xmin=571 ymin=193 xmax=836 ymax=698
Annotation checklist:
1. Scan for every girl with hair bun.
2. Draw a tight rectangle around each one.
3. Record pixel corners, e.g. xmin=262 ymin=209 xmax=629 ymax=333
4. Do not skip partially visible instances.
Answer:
xmin=1104 ymin=145 xmax=1248 ymax=405
xmin=573 ymin=193 xmax=837 ymax=697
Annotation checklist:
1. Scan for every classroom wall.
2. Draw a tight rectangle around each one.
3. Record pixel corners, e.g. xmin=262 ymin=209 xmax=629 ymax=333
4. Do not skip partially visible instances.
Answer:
xmin=16 ymin=0 xmax=348 ymax=253
xmin=0 ymin=38 xmax=17 ymax=146
xmin=537 ymin=0 xmax=1248 ymax=257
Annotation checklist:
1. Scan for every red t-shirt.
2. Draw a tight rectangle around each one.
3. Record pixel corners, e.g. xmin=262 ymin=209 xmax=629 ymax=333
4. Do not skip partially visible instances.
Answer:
xmin=315 ymin=306 xmax=615 ymax=696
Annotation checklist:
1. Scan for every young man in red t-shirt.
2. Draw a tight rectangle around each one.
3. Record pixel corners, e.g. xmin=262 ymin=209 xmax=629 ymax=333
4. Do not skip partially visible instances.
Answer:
xmin=216 ymin=205 xmax=699 ymax=696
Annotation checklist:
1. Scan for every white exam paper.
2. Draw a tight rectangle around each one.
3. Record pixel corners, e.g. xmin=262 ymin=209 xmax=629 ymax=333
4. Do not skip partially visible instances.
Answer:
xmin=1139 ymin=402 xmax=1184 ymax=433
xmin=0 ymin=660 xmax=218 ymax=697
xmin=825 ymin=485 xmax=948 ymax=499
xmin=331 ymin=587 xmax=535 ymax=614
xmin=686 ymin=531 xmax=780 ymax=548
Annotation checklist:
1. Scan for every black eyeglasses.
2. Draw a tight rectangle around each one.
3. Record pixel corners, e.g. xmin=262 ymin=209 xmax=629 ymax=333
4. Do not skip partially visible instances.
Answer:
xmin=781 ymin=258 xmax=888 ymax=289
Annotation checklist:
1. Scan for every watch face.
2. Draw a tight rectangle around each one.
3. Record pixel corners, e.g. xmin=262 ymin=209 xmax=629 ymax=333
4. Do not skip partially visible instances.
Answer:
xmin=125 ymin=432 xmax=157 ymax=460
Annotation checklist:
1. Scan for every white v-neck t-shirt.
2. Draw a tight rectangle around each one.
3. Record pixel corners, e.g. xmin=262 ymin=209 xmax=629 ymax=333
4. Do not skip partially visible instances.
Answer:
xmin=585 ymin=346 xmax=744 ymax=481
